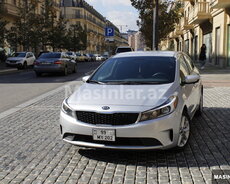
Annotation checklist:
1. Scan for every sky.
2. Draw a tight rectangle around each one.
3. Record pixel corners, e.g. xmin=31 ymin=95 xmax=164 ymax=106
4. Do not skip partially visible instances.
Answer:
xmin=85 ymin=0 xmax=139 ymax=32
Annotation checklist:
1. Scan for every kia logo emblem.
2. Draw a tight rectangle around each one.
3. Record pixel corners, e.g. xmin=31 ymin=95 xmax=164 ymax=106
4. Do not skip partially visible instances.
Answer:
xmin=102 ymin=106 xmax=110 ymax=110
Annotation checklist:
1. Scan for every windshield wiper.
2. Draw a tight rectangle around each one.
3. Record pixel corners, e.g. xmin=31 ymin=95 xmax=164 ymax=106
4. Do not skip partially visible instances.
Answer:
xmin=87 ymin=80 xmax=105 ymax=84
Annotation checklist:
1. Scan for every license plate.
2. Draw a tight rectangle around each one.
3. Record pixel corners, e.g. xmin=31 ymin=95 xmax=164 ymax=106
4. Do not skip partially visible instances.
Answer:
xmin=92 ymin=129 xmax=115 ymax=142
xmin=42 ymin=62 xmax=51 ymax=65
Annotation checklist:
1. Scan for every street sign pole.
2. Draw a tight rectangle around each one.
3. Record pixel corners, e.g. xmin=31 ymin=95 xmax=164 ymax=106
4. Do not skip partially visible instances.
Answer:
xmin=152 ymin=0 xmax=159 ymax=51
xmin=105 ymin=27 xmax=115 ymax=55
xmin=152 ymin=1 xmax=156 ymax=51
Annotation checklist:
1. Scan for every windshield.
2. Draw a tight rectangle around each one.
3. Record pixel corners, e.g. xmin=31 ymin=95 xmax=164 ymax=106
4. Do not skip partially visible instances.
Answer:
xmin=66 ymin=52 xmax=73 ymax=55
xmin=13 ymin=53 xmax=26 ymax=57
xmin=39 ymin=53 xmax=61 ymax=59
xmin=116 ymin=48 xmax=132 ymax=53
xmin=89 ymin=56 xmax=176 ymax=84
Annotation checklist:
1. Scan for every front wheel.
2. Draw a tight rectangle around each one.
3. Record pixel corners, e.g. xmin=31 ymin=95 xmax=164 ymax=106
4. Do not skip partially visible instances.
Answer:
xmin=23 ymin=62 xmax=27 ymax=69
xmin=73 ymin=64 xmax=77 ymax=73
xmin=196 ymin=90 xmax=203 ymax=116
xmin=176 ymin=113 xmax=190 ymax=149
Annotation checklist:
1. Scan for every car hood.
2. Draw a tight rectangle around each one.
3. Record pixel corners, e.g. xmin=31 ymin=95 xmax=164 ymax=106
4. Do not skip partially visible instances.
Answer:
xmin=67 ymin=83 xmax=176 ymax=112
xmin=7 ymin=57 xmax=24 ymax=61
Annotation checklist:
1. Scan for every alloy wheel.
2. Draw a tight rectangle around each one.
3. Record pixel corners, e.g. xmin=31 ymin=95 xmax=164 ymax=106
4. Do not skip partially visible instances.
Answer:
xmin=177 ymin=115 xmax=190 ymax=148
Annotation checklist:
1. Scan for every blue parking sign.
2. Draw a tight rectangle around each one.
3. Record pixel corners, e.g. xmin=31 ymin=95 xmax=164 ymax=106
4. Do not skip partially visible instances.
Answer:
xmin=105 ymin=27 xmax=114 ymax=37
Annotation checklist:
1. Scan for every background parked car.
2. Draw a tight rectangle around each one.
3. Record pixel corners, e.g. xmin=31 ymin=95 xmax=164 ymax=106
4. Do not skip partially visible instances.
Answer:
xmin=6 ymin=52 xmax=36 ymax=69
xmin=66 ymin=52 xmax=77 ymax=61
xmin=88 ymin=54 xmax=96 ymax=62
xmin=115 ymin=46 xmax=133 ymax=54
xmin=34 ymin=52 xmax=77 ymax=77
xmin=76 ymin=53 xmax=88 ymax=62
xmin=94 ymin=54 xmax=103 ymax=61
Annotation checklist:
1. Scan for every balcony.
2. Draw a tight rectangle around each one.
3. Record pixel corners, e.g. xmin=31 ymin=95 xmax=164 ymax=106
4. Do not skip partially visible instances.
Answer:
xmin=181 ymin=17 xmax=194 ymax=30
xmin=174 ymin=25 xmax=183 ymax=36
xmin=210 ymin=0 xmax=230 ymax=9
xmin=181 ymin=0 xmax=195 ymax=4
xmin=169 ymin=31 xmax=177 ymax=39
xmin=0 ymin=2 xmax=19 ymax=17
xmin=188 ymin=2 xmax=212 ymax=24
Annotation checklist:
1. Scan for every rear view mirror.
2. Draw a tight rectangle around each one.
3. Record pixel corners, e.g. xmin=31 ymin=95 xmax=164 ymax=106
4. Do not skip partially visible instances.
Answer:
xmin=82 ymin=76 xmax=90 ymax=83
xmin=184 ymin=74 xmax=200 ymax=84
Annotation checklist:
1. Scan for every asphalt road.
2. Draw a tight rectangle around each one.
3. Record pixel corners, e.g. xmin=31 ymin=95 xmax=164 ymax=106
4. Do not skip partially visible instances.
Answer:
xmin=0 ymin=62 xmax=102 ymax=113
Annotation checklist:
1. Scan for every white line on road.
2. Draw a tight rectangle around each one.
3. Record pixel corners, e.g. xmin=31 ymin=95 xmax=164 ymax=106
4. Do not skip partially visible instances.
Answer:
xmin=0 ymin=80 xmax=82 ymax=120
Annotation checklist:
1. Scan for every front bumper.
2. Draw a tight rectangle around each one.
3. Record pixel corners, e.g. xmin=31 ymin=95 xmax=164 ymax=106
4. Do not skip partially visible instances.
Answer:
xmin=6 ymin=61 xmax=22 ymax=67
xmin=60 ymin=110 xmax=182 ymax=150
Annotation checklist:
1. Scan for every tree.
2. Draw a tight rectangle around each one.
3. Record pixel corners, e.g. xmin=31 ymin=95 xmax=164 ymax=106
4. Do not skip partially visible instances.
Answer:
xmin=65 ymin=24 xmax=87 ymax=52
xmin=47 ymin=18 xmax=67 ymax=51
xmin=0 ymin=17 xmax=8 ymax=48
xmin=130 ymin=0 xmax=182 ymax=49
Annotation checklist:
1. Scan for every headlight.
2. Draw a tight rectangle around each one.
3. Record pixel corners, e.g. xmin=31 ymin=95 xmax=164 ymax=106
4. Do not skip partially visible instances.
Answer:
xmin=140 ymin=96 xmax=178 ymax=122
xmin=61 ymin=99 xmax=74 ymax=117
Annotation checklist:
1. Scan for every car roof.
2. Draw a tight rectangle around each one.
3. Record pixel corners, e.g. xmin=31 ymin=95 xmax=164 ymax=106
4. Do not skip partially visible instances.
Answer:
xmin=113 ymin=51 xmax=179 ymax=58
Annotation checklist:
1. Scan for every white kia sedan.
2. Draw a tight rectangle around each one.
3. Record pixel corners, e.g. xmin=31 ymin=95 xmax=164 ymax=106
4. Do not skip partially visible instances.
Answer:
xmin=60 ymin=51 xmax=203 ymax=150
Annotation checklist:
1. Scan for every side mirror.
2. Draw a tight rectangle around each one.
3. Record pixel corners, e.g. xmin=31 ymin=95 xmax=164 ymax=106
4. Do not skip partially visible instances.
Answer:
xmin=82 ymin=75 xmax=90 ymax=83
xmin=184 ymin=74 xmax=200 ymax=84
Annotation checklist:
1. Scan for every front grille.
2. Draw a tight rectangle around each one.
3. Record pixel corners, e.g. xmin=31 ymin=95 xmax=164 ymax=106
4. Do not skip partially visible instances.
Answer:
xmin=76 ymin=111 xmax=139 ymax=126
xmin=63 ymin=133 xmax=162 ymax=147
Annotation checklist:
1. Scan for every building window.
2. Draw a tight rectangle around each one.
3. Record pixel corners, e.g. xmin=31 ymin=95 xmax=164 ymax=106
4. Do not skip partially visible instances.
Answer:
xmin=185 ymin=39 xmax=189 ymax=54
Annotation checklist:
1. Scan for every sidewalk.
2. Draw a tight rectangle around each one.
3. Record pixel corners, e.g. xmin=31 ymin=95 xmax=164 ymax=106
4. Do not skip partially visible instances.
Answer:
xmin=198 ymin=63 xmax=230 ymax=87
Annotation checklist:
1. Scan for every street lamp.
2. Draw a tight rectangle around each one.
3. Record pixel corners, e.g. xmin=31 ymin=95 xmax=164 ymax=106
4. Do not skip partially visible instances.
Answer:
xmin=152 ymin=0 xmax=159 ymax=51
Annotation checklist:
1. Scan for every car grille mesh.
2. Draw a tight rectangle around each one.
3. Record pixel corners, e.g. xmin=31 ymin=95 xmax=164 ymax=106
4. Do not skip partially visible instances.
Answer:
xmin=76 ymin=111 xmax=139 ymax=126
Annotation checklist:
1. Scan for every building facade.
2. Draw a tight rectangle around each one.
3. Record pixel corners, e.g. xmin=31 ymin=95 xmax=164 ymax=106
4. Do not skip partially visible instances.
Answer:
xmin=61 ymin=0 xmax=128 ymax=54
xmin=162 ymin=0 xmax=230 ymax=68
xmin=128 ymin=30 xmax=146 ymax=51
xmin=0 ymin=0 xmax=61 ymax=53
xmin=0 ymin=0 xmax=61 ymax=29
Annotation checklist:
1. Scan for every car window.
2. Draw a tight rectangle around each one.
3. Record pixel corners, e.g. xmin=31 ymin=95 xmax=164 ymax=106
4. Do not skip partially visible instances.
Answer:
xmin=116 ymin=47 xmax=132 ymax=54
xmin=183 ymin=54 xmax=194 ymax=73
xmin=39 ymin=53 xmax=61 ymax=58
xmin=90 ymin=56 xmax=176 ymax=84
xmin=179 ymin=56 xmax=190 ymax=83
xmin=13 ymin=53 xmax=26 ymax=57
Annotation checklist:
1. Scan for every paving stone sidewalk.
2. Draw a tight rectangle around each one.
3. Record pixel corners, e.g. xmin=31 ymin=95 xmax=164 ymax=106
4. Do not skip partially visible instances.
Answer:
xmin=0 ymin=83 xmax=230 ymax=184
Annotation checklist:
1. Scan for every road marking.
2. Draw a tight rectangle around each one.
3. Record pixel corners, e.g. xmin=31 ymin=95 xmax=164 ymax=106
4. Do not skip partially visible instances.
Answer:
xmin=0 ymin=80 xmax=82 ymax=120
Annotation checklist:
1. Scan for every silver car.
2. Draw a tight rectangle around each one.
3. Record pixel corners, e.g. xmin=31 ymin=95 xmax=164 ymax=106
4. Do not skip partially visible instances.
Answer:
xmin=60 ymin=51 xmax=203 ymax=150
xmin=34 ymin=52 xmax=77 ymax=76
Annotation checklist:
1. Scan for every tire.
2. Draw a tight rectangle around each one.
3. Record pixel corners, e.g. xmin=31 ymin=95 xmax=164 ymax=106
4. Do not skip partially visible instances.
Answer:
xmin=35 ymin=72 xmax=42 ymax=77
xmin=62 ymin=67 xmax=68 ymax=76
xmin=73 ymin=64 xmax=77 ymax=73
xmin=23 ymin=62 xmax=27 ymax=69
xmin=175 ymin=112 xmax=190 ymax=149
xmin=17 ymin=65 xmax=23 ymax=70
xmin=196 ymin=89 xmax=203 ymax=116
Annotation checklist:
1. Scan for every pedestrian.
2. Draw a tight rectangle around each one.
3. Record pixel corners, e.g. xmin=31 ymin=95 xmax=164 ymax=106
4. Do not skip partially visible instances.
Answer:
xmin=199 ymin=44 xmax=206 ymax=69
